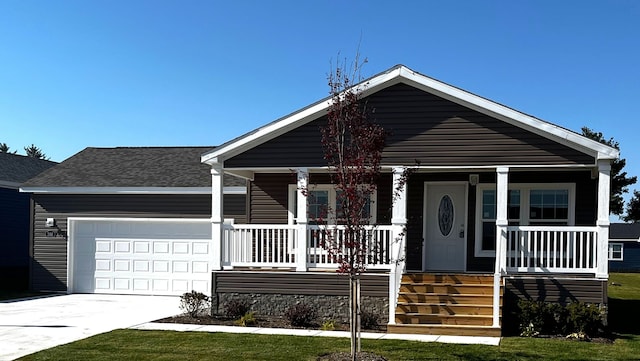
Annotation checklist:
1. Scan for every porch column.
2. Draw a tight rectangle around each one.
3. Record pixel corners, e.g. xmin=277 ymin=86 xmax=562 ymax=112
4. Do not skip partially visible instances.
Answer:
xmin=596 ymin=160 xmax=611 ymax=279
xmin=389 ymin=167 xmax=408 ymax=325
xmin=296 ymin=168 xmax=309 ymax=272
xmin=493 ymin=166 xmax=509 ymax=327
xmin=211 ymin=163 xmax=224 ymax=271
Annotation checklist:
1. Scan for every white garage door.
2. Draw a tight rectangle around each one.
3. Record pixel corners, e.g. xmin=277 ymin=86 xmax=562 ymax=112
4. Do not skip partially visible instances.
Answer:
xmin=69 ymin=218 xmax=212 ymax=296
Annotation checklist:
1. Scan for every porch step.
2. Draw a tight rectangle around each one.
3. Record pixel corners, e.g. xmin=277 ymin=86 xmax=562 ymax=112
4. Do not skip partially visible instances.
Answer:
xmin=387 ymin=324 xmax=502 ymax=337
xmin=392 ymin=273 xmax=502 ymax=336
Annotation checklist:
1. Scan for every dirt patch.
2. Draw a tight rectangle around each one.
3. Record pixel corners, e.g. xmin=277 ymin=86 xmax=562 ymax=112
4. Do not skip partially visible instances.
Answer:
xmin=154 ymin=314 xmax=387 ymax=333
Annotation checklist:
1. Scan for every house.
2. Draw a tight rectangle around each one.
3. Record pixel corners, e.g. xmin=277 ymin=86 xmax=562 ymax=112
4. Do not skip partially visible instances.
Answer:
xmin=201 ymin=65 xmax=617 ymax=336
xmin=0 ymin=152 xmax=56 ymax=290
xmin=609 ymin=223 xmax=640 ymax=272
xmin=22 ymin=65 xmax=618 ymax=337
xmin=21 ymin=147 xmax=246 ymax=295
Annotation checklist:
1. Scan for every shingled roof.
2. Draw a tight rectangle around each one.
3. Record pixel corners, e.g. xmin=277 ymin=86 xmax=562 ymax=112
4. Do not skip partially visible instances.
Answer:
xmin=21 ymin=147 xmax=245 ymax=189
xmin=610 ymin=223 xmax=640 ymax=241
xmin=0 ymin=152 xmax=57 ymax=186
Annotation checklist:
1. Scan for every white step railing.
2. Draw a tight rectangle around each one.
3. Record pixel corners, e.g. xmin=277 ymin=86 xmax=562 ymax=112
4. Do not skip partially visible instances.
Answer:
xmin=222 ymin=224 xmax=394 ymax=270
xmin=505 ymin=226 xmax=599 ymax=273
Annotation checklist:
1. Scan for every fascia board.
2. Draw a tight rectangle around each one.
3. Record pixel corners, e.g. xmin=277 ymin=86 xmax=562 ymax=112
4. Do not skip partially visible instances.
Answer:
xmin=398 ymin=67 xmax=619 ymax=161
xmin=19 ymin=186 xmax=246 ymax=195
xmin=0 ymin=180 xmax=21 ymax=189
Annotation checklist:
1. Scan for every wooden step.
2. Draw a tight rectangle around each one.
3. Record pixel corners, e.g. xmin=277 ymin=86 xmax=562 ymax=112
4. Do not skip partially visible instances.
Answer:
xmin=400 ymin=284 xmax=494 ymax=295
xmin=396 ymin=313 xmax=495 ymax=326
xmin=397 ymin=293 xmax=497 ymax=305
xmin=396 ymin=303 xmax=494 ymax=316
xmin=387 ymin=324 xmax=501 ymax=337
xmin=402 ymin=273 xmax=495 ymax=285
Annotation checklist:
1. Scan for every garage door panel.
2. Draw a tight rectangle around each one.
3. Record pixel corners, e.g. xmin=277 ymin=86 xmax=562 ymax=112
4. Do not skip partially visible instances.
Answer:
xmin=72 ymin=219 xmax=212 ymax=296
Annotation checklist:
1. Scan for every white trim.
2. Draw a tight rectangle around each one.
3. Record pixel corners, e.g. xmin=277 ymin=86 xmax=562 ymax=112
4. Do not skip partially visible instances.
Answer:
xmin=201 ymin=65 xmax=618 ymax=165
xmin=19 ymin=186 xmax=246 ymax=195
xmin=608 ymin=242 xmax=624 ymax=261
xmin=0 ymin=180 xmax=21 ymax=189
xmin=475 ymin=183 xmax=576 ymax=257
xmin=66 ymin=217 xmax=210 ymax=294
xmin=422 ymin=181 xmax=468 ymax=272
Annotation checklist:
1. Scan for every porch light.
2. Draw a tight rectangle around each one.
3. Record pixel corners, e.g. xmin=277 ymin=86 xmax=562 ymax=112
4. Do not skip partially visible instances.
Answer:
xmin=469 ymin=174 xmax=479 ymax=186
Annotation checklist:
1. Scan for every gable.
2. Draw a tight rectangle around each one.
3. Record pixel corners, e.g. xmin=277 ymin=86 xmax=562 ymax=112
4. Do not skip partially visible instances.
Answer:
xmin=225 ymin=83 xmax=594 ymax=168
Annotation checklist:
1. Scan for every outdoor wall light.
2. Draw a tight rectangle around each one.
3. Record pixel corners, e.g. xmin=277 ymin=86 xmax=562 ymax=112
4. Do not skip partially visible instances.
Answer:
xmin=469 ymin=174 xmax=479 ymax=186
xmin=46 ymin=218 xmax=56 ymax=228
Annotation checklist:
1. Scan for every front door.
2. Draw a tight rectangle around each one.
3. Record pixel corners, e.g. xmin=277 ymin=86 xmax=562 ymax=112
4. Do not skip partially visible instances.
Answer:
xmin=423 ymin=183 xmax=467 ymax=271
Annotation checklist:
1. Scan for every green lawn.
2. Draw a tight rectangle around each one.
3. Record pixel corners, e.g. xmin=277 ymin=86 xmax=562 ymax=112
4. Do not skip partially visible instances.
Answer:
xmin=18 ymin=329 xmax=640 ymax=361
xmin=17 ymin=273 xmax=640 ymax=361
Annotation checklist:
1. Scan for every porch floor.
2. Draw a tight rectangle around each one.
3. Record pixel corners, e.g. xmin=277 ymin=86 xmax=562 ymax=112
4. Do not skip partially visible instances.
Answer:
xmin=388 ymin=273 xmax=502 ymax=337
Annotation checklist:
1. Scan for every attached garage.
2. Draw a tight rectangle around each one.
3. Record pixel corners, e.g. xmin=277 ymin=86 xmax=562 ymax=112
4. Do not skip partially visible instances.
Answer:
xmin=68 ymin=218 xmax=212 ymax=295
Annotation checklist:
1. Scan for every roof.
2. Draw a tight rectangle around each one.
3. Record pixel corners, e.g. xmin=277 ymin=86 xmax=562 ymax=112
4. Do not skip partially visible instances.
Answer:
xmin=0 ymin=152 xmax=57 ymax=188
xmin=21 ymin=147 xmax=246 ymax=192
xmin=610 ymin=223 xmax=640 ymax=241
xmin=202 ymin=64 xmax=619 ymax=166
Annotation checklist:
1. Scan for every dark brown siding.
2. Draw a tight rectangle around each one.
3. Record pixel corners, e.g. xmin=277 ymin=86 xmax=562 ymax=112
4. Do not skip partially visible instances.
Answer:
xmin=213 ymin=271 xmax=388 ymax=297
xmin=504 ymin=276 xmax=607 ymax=304
xmin=226 ymin=84 xmax=594 ymax=168
xmin=224 ymin=194 xmax=247 ymax=224
xmin=30 ymin=194 xmax=243 ymax=292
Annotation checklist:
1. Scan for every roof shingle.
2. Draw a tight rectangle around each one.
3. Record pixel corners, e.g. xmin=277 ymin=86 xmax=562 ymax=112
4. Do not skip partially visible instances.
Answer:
xmin=0 ymin=152 xmax=57 ymax=184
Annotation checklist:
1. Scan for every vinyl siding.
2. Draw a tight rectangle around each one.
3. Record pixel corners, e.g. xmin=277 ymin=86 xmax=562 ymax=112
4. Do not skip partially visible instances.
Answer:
xmin=225 ymin=83 xmax=594 ymax=168
xmin=213 ymin=271 xmax=389 ymax=297
xmin=609 ymin=241 xmax=640 ymax=272
xmin=0 ymin=187 xmax=31 ymax=289
xmin=30 ymin=193 xmax=244 ymax=292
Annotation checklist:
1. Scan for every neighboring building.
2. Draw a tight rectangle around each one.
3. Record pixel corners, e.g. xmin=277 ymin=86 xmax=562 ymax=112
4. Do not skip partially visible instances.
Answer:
xmin=22 ymin=65 xmax=619 ymax=337
xmin=21 ymin=147 xmax=246 ymax=294
xmin=609 ymin=223 xmax=640 ymax=272
xmin=0 ymin=152 xmax=56 ymax=289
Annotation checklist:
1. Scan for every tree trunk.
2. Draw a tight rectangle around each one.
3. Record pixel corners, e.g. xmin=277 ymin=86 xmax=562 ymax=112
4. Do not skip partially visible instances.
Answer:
xmin=350 ymin=275 xmax=361 ymax=361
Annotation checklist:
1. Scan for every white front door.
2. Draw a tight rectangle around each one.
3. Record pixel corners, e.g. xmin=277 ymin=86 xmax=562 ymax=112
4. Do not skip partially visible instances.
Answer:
xmin=423 ymin=183 xmax=467 ymax=271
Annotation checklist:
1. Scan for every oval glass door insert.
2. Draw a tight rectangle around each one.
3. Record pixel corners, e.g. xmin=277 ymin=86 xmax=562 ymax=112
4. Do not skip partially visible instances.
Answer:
xmin=438 ymin=195 xmax=454 ymax=236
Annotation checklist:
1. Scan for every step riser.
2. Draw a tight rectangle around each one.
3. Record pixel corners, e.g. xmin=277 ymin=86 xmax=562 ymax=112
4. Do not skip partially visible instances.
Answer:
xmin=395 ymin=315 xmax=494 ymax=326
xmin=398 ymin=294 xmax=496 ymax=305
xmin=402 ymin=274 xmax=494 ymax=285
xmin=400 ymin=285 xmax=493 ymax=294
xmin=397 ymin=305 xmax=493 ymax=315
xmin=387 ymin=324 xmax=501 ymax=337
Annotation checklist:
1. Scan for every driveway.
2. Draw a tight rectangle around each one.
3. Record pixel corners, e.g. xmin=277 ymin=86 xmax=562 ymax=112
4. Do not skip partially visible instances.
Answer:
xmin=0 ymin=294 xmax=181 ymax=361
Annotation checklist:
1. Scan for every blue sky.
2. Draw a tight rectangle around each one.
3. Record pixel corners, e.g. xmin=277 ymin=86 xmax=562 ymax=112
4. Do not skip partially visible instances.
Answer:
xmin=1 ymin=1 xmax=639 ymax=196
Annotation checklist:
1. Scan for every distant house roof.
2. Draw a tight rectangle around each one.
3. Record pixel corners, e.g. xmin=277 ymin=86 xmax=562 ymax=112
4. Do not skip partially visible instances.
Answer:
xmin=202 ymin=64 xmax=619 ymax=166
xmin=610 ymin=223 xmax=640 ymax=241
xmin=0 ymin=152 xmax=57 ymax=188
xmin=21 ymin=147 xmax=245 ymax=193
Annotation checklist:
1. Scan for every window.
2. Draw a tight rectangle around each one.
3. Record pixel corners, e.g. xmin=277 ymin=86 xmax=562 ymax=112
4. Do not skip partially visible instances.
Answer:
xmin=609 ymin=243 xmax=624 ymax=261
xmin=475 ymin=183 xmax=575 ymax=257
xmin=288 ymin=185 xmax=376 ymax=225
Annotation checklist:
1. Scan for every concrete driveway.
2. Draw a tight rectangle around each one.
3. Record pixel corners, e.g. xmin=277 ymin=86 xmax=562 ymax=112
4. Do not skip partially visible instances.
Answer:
xmin=0 ymin=294 xmax=182 ymax=361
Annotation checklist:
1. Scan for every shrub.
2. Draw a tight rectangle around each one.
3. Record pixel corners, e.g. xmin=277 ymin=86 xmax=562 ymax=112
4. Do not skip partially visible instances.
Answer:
xmin=566 ymin=302 xmax=603 ymax=336
xmin=518 ymin=300 xmax=604 ymax=337
xmin=321 ymin=320 xmax=335 ymax=331
xmin=224 ymin=298 xmax=250 ymax=319
xmin=284 ymin=303 xmax=317 ymax=327
xmin=179 ymin=290 xmax=210 ymax=318
xmin=234 ymin=312 xmax=257 ymax=327
xmin=360 ymin=309 xmax=379 ymax=330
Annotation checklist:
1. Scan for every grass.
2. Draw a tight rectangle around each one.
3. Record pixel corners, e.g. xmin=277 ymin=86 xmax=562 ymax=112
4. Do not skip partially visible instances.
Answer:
xmin=18 ymin=329 xmax=640 ymax=361
xmin=17 ymin=273 xmax=640 ymax=360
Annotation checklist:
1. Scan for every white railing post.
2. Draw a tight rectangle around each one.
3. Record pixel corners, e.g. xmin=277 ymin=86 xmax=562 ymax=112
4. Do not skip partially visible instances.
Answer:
xmin=296 ymin=168 xmax=309 ymax=272
xmin=596 ymin=160 xmax=611 ymax=279
xmin=389 ymin=167 xmax=408 ymax=325
xmin=211 ymin=163 xmax=224 ymax=271
xmin=493 ymin=167 xmax=509 ymax=327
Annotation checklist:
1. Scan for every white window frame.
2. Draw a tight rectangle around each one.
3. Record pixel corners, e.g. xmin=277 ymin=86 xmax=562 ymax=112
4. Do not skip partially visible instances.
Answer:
xmin=288 ymin=184 xmax=377 ymax=225
xmin=608 ymin=242 xmax=624 ymax=261
xmin=474 ymin=183 xmax=576 ymax=257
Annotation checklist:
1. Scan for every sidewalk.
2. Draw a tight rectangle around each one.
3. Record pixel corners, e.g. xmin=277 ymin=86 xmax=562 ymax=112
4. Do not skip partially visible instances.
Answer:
xmin=131 ymin=322 xmax=502 ymax=346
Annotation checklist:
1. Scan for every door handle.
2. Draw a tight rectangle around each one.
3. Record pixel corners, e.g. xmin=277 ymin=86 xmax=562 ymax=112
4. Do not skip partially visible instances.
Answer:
xmin=459 ymin=225 xmax=464 ymax=238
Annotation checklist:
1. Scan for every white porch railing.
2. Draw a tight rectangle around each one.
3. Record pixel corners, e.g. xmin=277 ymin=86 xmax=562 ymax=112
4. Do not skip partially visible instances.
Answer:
xmin=221 ymin=224 xmax=395 ymax=270
xmin=505 ymin=226 xmax=599 ymax=274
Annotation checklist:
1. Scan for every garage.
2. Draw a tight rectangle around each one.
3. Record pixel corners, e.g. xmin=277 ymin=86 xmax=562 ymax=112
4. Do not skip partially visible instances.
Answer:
xmin=68 ymin=218 xmax=212 ymax=296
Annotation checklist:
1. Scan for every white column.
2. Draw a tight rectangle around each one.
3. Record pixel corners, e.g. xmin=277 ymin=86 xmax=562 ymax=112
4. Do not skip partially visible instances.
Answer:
xmin=596 ymin=160 xmax=611 ymax=279
xmin=211 ymin=163 xmax=224 ymax=271
xmin=389 ymin=167 xmax=408 ymax=325
xmin=493 ymin=166 xmax=509 ymax=327
xmin=296 ymin=168 xmax=309 ymax=272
